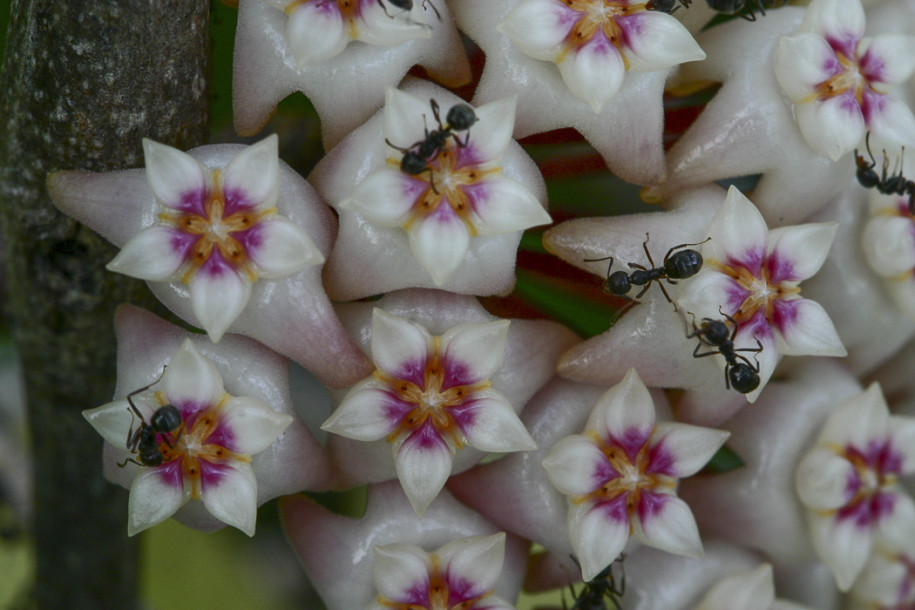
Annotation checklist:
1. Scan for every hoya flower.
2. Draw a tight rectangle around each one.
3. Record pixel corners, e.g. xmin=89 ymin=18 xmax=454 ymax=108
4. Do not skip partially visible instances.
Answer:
xmin=83 ymin=335 xmax=295 ymax=536
xmin=678 ymin=186 xmax=845 ymax=402
xmin=774 ymin=0 xmax=915 ymax=161
xmin=281 ymin=481 xmax=528 ymax=609
xmin=102 ymin=136 xmax=322 ymax=343
xmin=367 ymin=534 xmax=514 ymax=610
xmin=263 ymin=0 xmax=431 ymax=68
xmin=861 ymin=190 xmax=915 ymax=320
xmin=497 ymin=0 xmax=705 ymax=114
xmin=49 ymin=138 xmax=371 ymax=389
xmin=696 ymin=563 xmax=812 ymax=610
xmin=541 ymin=368 xmax=729 ymax=580
xmin=311 ymin=80 xmax=550 ymax=298
xmin=849 ymin=538 xmax=915 ymax=609
xmin=795 ymin=382 xmax=915 ymax=591
xmin=322 ymin=307 xmax=537 ymax=514
xmin=233 ymin=0 xmax=470 ymax=146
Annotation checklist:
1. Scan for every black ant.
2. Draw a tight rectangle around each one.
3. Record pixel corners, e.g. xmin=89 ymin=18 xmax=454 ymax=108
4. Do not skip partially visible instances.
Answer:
xmin=705 ymin=0 xmax=785 ymax=20
xmin=117 ymin=369 xmax=184 ymax=468
xmin=377 ymin=0 xmax=441 ymax=22
xmin=585 ymin=233 xmax=709 ymax=312
xmin=385 ymin=98 xmax=477 ymax=193
xmin=646 ymin=0 xmax=692 ymax=13
xmin=855 ymin=132 xmax=915 ymax=214
xmin=688 ymin=310 xmax=762 ymax=394
xmin=565 ymin=554 xmax=625 ymax=610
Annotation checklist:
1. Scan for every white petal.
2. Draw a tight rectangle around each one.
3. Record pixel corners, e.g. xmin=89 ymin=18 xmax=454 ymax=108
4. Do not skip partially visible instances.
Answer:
xmin=395 ymin=426 xmax=454 ymax=514
xmin=370 ymin=308 xmax=432 ymax=382
xmin=542 ymin=435 xmax=608 ymax=497
xmin=452 ymin=388 xmax=535 ymax=453
xmin=766 ymin=222 xmax=838 ymax=282
xmin=407 ymin=208 xmax=470 ymax=285
xmin=888 ymin=416 xmax=915 ymax=475
xmin=384 ymin=87 xmax=439 ymax=152
xmin=440 ymin=319 xmax=510 ymax=384
xmin=620 ymin=12 xmax=705 ymax=73
xmin=875 ymin=490 xmax=915 ymax=544
xmin=162 ymin=339 xmax=225 ymax=408
xmin=859 ymin=34 xmax=915 ymax=87
xmin=127 ymin=465 xmax=188 ymax=535
xmin=466 ymin=176 xmax=551 ymax=235
xmin=200 ymin=461 xmax=258 ymax=536
xmin=459 ymin=96 xmax=516 ymax=167
xmin=189 ymin=262 xmax=252 ymax=343
xmin=219 ymin=396 xmax=293 ymax=454
xmin=222 ymin=135 xmax=279 ymax=210
xmin=698 ymin=564 xmax=776 ymax=610
xmin=342 ymin=169 xmax=423 ymax=227
xmin=436 ymin=533 xmax=506 ymax=595
xmin=774 ymin=34 xmax=841 ymax=102
xmin=84 ymin=397 xmax=154 ymax=449
xmin=649 ymin=422 xmax=730 ymax=478
xmin=632 ymin=492 xmax=704 ymax=557
xmin=807 ymin=511 xmax=872 ymax=591
xmin=557 ymin=36 xmax=625 ymax=114
xmin=800 ymin=0 xmax=865 ymax=49
xmin=355 ymin=0 xmax=431 ymax=47
xmin=861 ymin=215 xmax=915 ymax=278
xmin=568 ymin=500 xmax=630 ymax=581
xmin=852 ymin=551 xmax=909 ymax=606
xmin=142 ymin=139 xmax=210 ymax=211
xmin=795 ymin=447 xmax=856 ymax=510
xmin=587 ymin=368 xmax=655 ymax=447
xmin=107 ymin=226 xmax=190 ymax=281
xmin=497 ymin=0 xmax=573 ymax=61
xmin=245 ymin=217 xmax=324 ymax=278
xmin=286 ymin=1 xmax=349 ymax=67
xmin=818 ymin=383 xmax=889 ymax=448
xmin=676 ymin=269 xmax=747 ymax=321
xmin=321 ymin=378 xmax=404 ymax=441
xmin=703 ymin=186 xmax=769 ymax=270
xmin=795 ymin=94 xmax=865 ymax=161
xmin=866 ymin=95 xmax=915 ymax=153
xmin=773 ymin=298 xmax=846 ymax=357
xmin=372 ymin=543 xmax=431 ymax=603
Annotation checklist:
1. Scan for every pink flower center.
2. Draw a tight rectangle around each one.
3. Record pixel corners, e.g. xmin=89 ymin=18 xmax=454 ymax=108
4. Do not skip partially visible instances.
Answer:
xmin=379 ymin=337 xmax=491 ymax=451
xmin=159 ymin=170 xmax=276 ymax=284
xmin=710 ymin=260 xmax=800 ymax=326
xmin=559 ymin=0 xmax=648 ymax=65
xmin=376 ymin=555 xmax=494 ymax=609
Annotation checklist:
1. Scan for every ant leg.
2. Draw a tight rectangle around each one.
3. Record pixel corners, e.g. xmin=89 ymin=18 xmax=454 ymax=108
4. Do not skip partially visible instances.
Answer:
xmin=423 ymin=167 xmax=439 ymax=194
xmin=421 ymin=0 xmax=442 ymax=20
xmin=641 ymin=233 xmax=656 ymax=268
xmin=376 ymin=0 xmax=395 ymax=18
xmin=429 ymin=99 xmax=445 ymax=131
xmin=452 ymin=131 xmax=471 ymax=148
xmin=608 ymin=299 xmax=636 ymax=326
xmin=655 ymin=280 xmax=677 ymax=308
xmin=117 ymin=457 xmax=144 ymax=468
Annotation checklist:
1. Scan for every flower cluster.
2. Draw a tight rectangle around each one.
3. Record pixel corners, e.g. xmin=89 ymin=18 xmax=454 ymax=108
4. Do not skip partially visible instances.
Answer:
xmin=40 ymin=0 xmax=915 ymax=605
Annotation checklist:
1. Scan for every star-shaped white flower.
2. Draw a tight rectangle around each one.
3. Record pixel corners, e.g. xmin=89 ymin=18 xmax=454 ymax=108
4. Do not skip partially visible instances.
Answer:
xmin=322 ymin=308 xmax=537 ymax=514
xmin=541 ymin=368 xmax=729 ymax=581
xmin=338 ymin=87 xmax=550 ymax=287
xmin=234 ymin=0 xmax=470 ymax=146
xmin=678 ymin=186 xmax=846 ymax=402
xmin=795 ymin=382 xmax=915 ymax=591
xmin=102 ymin=136 xmax=322 ymax=343
xmin=83 ymin=335 xmax=295 ymax=536
xmin=861 ymin=189 xmax=915 ymax=320
xmin=658 ymin=8 xmax=854 ymax=224
xmin=696 ymin=563 xmax=813 ymax=610
xmin=367 ymin=534 xmax=515 ymax=610
xmin=497 ymin=0 xmax=705 ymax=113
xmin=262 ymin=0 xmax=432 ymax=68
xmin=310 ymin=79 xmax=550 ymax=298
xmin=774 ymin=0 xmax=915 ymax=161
xmin=48 ymin=137 xmax=371 ymax=389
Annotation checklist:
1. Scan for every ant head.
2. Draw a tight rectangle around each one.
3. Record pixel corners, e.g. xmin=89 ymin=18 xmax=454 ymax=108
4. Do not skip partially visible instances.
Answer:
xmin=702 ymin=319 xmax=730 ymax=345
xmin=605 ymin=270 xmax=632 ymax=296
xmin=400 ymin=152 xmax=428 ymax=175
xmin=728 ymin=363 xmax=760 ymax=394
xmin=446 ymin=104 xmax=477 ymax=131
xmin=150 ymin=404 xmax=182 ymax=433
xmin=665 ymin=249 xmax=703 ymax=280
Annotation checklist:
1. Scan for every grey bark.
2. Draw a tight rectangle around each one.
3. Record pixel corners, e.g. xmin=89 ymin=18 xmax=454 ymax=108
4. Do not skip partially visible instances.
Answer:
xmin=0 ymin=1 xmax=210 ymax=607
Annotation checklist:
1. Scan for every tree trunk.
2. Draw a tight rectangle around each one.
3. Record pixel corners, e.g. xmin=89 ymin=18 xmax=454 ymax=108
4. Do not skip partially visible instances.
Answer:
xmin=0 ymin=1 xmax=210 ymax=607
